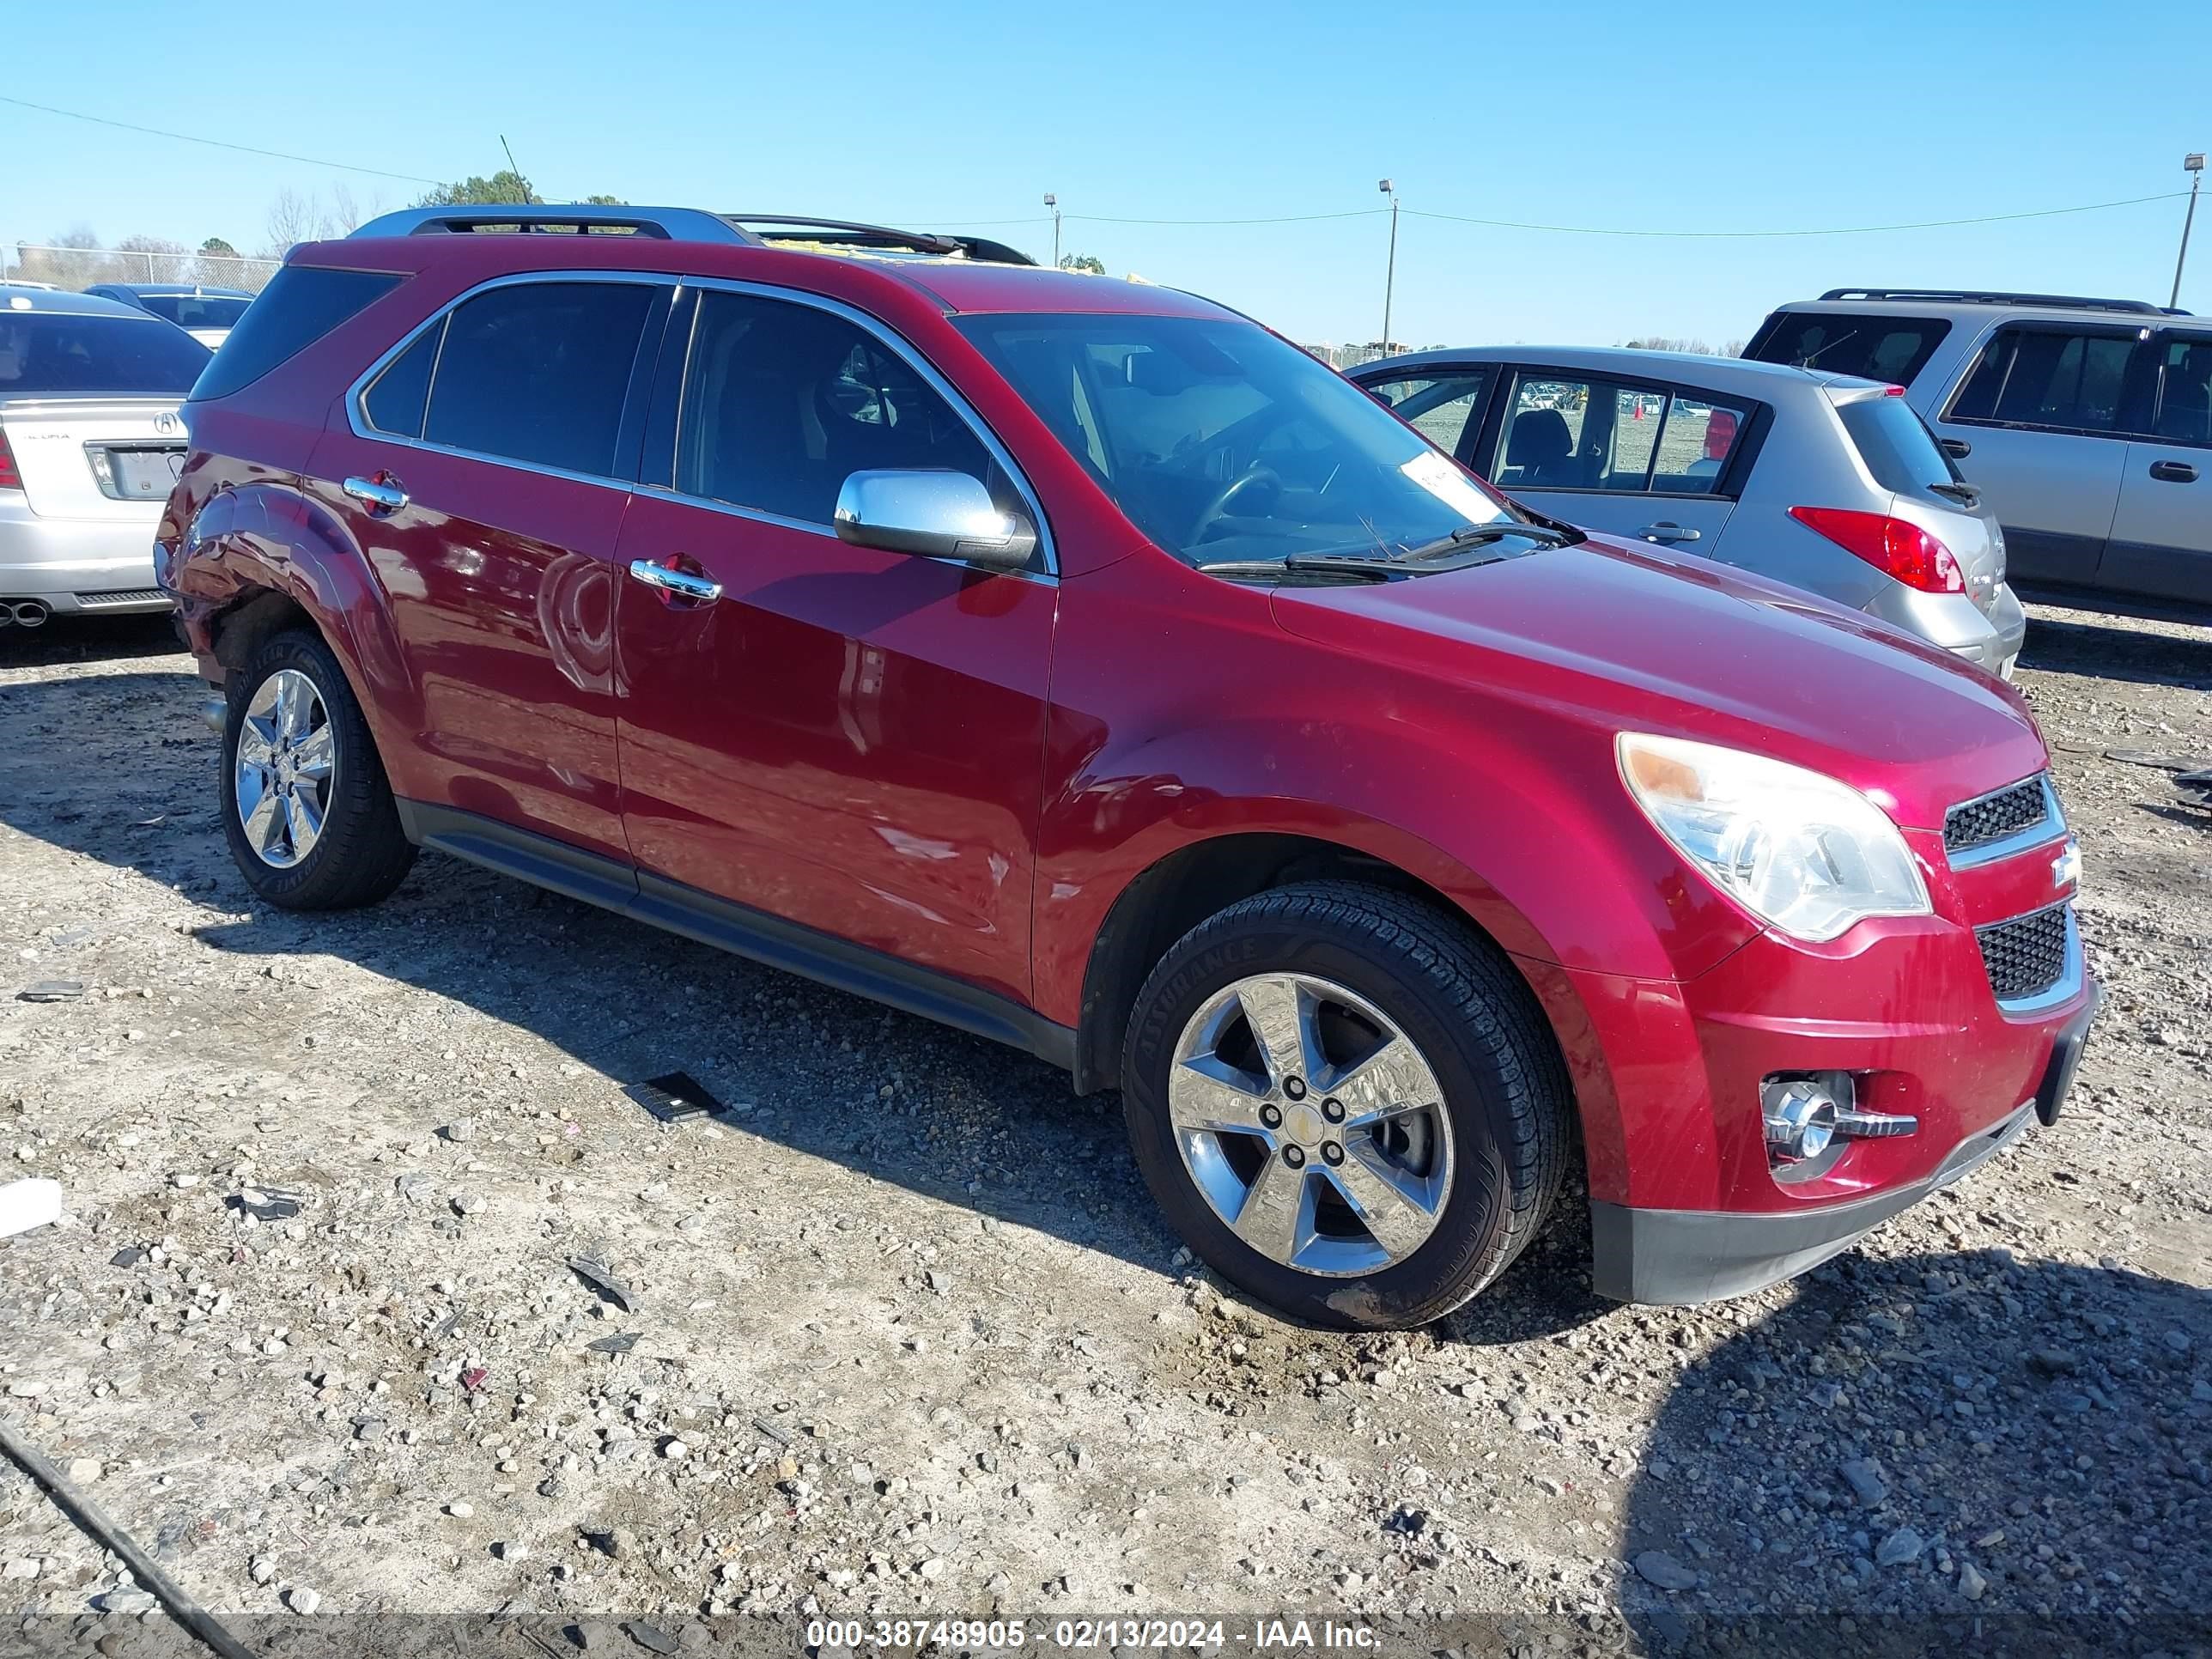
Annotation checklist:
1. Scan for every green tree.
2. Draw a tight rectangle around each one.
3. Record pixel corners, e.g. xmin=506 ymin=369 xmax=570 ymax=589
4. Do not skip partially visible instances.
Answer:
xmin=1058 ymin=252 xmax=1105 ymax=275
xmin=582 ymin=194 xmax=628 ymax=206
xmin=414 ymin=169 xmax=539 ymax=208
xmin=201 ymin=236 xmax=240 ymax=258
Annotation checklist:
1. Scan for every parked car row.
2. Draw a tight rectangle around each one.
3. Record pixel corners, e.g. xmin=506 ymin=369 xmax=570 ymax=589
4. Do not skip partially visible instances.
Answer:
xmin=145 ymin=205 xmax=2097 ymax=1330
xmin=0 ymin=286 xmax=210 ymax=625
xmin=1352 ymin=345 xmax=2027 ymax=675
xmin=1745 ymin=289 xmax=2209 ymax=616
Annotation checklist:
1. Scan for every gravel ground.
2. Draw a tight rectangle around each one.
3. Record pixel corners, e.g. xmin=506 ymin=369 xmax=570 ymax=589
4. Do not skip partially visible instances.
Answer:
xmin=1 ymin=605 xmax=2208 ymax=1657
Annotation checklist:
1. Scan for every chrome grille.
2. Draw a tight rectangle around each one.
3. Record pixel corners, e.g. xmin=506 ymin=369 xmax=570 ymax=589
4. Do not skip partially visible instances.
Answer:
xmin=1976 ymin=903 xmax=2070 ymax=1003
xmin=1945 ymin=775 xmax=2051 ymax=856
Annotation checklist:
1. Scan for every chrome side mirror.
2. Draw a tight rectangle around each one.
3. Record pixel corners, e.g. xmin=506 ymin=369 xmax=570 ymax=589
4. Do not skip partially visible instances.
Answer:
xmin=833 ymin=470 xmax=1037 ymax=572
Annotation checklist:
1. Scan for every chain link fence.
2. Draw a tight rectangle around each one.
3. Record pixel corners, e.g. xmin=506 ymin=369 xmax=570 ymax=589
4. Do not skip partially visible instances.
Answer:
xmin=4 ymin=243 xmax=283 ymax=294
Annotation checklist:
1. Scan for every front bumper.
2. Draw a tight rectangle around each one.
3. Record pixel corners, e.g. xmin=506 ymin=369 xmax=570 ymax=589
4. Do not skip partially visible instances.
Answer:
xmin=0 ymin=501 xmax=167 ymax=612
xmin=1589 ymin=979 xmax=2099 ymax=1303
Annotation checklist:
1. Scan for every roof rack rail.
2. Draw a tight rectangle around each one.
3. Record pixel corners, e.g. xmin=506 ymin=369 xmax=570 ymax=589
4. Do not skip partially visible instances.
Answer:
xmin=1818 ymin=287 xmax=2185 ymax=317
xmin=349 ymin=204 xmax=753 ymax=242
xmin=721 ymin=216 xmax=1036 ymax=265
xmin=345 ymin=205 xmax=1036 ymax=264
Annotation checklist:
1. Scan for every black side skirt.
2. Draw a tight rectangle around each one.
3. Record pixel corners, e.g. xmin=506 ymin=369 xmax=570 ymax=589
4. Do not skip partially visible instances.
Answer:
xmin=394 ymin=799 xmax=1077 ymax=1074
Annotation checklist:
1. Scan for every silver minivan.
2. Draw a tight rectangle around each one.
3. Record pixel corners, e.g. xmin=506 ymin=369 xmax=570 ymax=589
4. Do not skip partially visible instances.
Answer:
xmin=1350 ymin=345 xmax=2027 ymax=674
xmin=1746 ymin=289 xmax=2209 ymax=620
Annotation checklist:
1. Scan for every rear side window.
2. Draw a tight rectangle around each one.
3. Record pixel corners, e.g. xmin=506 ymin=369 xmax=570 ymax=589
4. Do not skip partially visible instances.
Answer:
xmin=422 ymin=283 xmax=656 ymax=476
xmin=0 ymin=313 xmax=210 ymax=396
xmin=1492 ymin=372 xmax=1749 ymax=495
xmin=1948 ymin=327 xmax=2138 ymax=433
xmin=1745 ymin=311 xmax=1950 ymax=385
xmin=191 ymin=265 xmax=399 ymax=401
xmin=362 ymin=321 xmax=443 ymax=439
xmin=1650 ymin=394 xmax=1751 ymax=493
xmin=1838 ymin=392 xmax=1963 ymax=491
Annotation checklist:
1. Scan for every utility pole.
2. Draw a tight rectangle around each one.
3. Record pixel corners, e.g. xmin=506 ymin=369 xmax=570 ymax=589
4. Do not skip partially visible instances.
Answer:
xmin=1044 ymin=193 xmax=1060 ymax=270
xmin=2174 ymin=154 xmax=2205 ymax=311
xmin=1378 ymin=179 xmax=1399 ymax=359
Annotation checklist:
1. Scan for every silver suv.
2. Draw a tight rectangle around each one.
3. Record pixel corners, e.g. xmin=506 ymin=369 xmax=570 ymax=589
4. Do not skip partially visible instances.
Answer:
xmin=1747 ymin=289 xmax=2209 ymax=619
xmin=1349 ymin=345 xmax=2025 ymax=674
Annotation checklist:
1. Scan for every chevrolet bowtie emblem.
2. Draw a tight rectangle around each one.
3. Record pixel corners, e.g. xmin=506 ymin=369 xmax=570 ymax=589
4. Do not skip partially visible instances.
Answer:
xmin=2052 ymin=839 xmax=2081 ymax=893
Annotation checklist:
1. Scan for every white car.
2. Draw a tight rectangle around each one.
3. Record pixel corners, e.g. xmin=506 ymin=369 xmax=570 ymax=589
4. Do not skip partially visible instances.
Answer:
xmin=82 ymin=283 xmax=254 ymax=349
xmin=0 ymin=285 xmax=210 ymax=625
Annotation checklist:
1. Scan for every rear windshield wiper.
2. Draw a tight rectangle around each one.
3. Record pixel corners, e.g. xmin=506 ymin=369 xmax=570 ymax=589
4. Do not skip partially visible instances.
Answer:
xmin=1196 ymin=553 xmax=1400 ymax=582
xmin=1928 ymin=482 xmax=1980 ymax=507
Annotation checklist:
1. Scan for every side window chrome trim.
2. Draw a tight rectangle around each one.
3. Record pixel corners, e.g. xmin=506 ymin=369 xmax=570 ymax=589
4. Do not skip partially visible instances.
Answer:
xmin=632 ymin=484 xmax=839 ymax=542
xmin=343 ymin=269 xmax=1059 ymax=578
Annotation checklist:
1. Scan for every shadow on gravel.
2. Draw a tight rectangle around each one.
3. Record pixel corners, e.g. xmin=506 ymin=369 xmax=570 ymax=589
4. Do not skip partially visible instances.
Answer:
xmin=2019 ymin=611 xmax=2212 ymax=690
xmin=1617 ymin=1249 xmax=2212 ymax=1656
xmin=0 ymin=666 xmax=1177 ymax=1282
xmin=0 ymin=611 xmax=180 ymax=668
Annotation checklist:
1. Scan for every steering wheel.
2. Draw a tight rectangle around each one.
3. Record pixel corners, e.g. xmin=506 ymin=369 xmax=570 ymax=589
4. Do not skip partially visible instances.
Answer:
xmin=1188 ymin=465 xmax=1283 ymax=545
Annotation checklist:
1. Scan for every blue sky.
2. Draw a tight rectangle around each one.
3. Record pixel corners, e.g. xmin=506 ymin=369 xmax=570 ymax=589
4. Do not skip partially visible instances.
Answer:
xmin=6 ymin=0 xmax=2203 ymax=346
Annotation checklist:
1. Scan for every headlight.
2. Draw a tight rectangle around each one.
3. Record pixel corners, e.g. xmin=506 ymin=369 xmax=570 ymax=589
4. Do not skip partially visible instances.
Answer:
xmin=1617 ymin=733 xmax=1930 ymax=943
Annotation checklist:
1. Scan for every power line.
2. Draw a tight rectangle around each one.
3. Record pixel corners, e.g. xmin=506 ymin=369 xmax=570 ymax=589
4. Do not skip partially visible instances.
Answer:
xmin=0 ymin=95 xmax=2187 ymax=243
xmin=1071 ymin=209 xmax=1390 ymax=227
xmin=926 ymin=193 xmax=2186 ymax=240
xmin=1403 ymin=191 xmax=2191 ymax=240
xmin=0 ymin=95 xmax=445 ymax=186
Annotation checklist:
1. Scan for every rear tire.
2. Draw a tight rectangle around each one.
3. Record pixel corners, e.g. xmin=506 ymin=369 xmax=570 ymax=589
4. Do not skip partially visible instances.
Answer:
xmin=221 ymin=628 xmax=415 ymax=910
xmin=1121 ymin=881 xmax=1571 ymax=1329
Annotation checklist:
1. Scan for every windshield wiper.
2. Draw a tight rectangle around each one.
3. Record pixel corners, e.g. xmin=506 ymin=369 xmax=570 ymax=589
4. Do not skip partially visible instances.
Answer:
xmin=1196 ymin=553 xmax=1399 ymax=582
xmin=1389 ymin=521 xmax=1574 ymax=562
xmin=1197 ymin=522 xmax=1575 ymax=584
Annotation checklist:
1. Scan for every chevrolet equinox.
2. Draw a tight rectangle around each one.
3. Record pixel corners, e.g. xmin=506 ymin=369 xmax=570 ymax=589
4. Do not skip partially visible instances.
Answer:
xmin=160 ymin=206 xmax=2100 ymax=1328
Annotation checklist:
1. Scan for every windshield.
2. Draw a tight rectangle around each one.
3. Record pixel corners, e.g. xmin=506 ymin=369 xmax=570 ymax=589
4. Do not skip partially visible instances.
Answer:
xmin=136 ymin=294 xmax=252 ymax=331
xmin=953 ymin=312 xmax=1519 ymax=564
xmin=0 ymin=313 xmax=211 ymax=397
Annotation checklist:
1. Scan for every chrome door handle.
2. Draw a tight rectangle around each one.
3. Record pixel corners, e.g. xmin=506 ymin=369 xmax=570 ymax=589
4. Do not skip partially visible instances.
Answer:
xmin=342 ymin=475 xmax=408 ymax=511
xmin=1639 ymin=521 xmax=1701 ymax=544
xmin=627 ymin=559 xmax=723 ymax=604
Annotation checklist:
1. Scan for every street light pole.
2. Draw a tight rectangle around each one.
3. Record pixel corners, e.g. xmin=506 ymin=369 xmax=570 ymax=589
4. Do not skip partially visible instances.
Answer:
xmin=1044 ymin=193 xmax=1060 ymax=270
xmin=1378 ymin=179 xmax=1399 ymax=359
xmin=2173 ymin=155 xmax=2205 ymax=312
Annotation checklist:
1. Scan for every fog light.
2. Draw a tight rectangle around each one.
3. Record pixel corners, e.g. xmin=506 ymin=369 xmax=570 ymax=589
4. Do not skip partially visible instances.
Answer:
xmin=1763 ymin=1079 xmax=1838 ymax=1162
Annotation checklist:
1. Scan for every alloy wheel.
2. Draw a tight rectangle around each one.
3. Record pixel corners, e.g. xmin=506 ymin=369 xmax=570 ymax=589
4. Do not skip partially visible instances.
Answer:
xmin=234 ymin=668 xmax=334 ymax=870
xmin=1166 ymin=972 xmax=1455 ymax=1277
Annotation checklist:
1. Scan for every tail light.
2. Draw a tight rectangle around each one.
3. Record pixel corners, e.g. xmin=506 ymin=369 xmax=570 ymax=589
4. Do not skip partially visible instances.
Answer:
xmin=0 ymin=429 xmax=19 ymax=492
xmin=1789 ymin=506 xmax=1965 ymax=594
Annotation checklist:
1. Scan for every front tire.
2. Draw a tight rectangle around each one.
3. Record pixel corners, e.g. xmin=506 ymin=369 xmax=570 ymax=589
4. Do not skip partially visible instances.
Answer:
xmin=221 ymin=629 xmax=415 ymax=910
xmin=1121 ymin=881 xmax=1572 ymax=1329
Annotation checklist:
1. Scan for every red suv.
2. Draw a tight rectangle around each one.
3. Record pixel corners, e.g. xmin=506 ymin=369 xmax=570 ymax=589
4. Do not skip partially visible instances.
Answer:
xmin=161 ymin=206 xmax=2098 ymax=1329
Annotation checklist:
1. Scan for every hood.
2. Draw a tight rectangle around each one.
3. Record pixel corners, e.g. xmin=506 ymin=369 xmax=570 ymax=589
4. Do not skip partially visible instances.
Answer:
xmin=1269 ymin=536 xmax=2047 ymax=831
